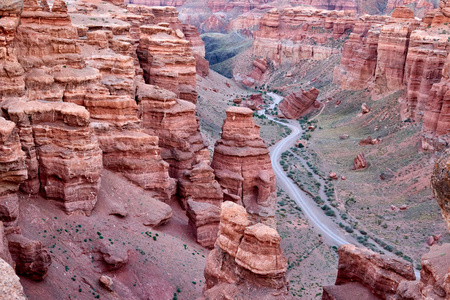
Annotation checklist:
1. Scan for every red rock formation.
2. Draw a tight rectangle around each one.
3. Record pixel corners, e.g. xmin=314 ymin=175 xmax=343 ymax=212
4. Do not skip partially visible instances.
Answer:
xmin=253 ymin=7 xmax=354 ymax=65
xmin=136 ymin=83 xmax=207 ymax=179
xmin=179 ymin=149 xmax=223 ymax=209
xmin=431 ymin=149 xmax=450 ymax=231
xmin=125 ymin=0 xmax=186 ymax=7
xmin=212 ymin=107 xmax=276 ymax=226
xmin=137 ymin=24 xmax=198 ymax=103
xmin=8 ymin=234 xmax=51 ymax=281
xmin=0 ymin=118 xmax=27 ymax=228
xmin=0 ymin=0 xmax=24 ymax=98
xmin=243 ymin=58 xmax=268 ymax=86
xmin=403 ymin=29 xmax=449 ymax=122
xmin=353 ymin=152 xmax=368 ymax=170
xmin=334 ymin=20 xmax=384 ymax=90
xmin=359 ymin=136 xmax=380 ymax=145
xmin=419 ymin=243 xmax=450 ymax=299
xmin=202 ymin=201 xmax=289 ymax=299
xmin=182 ymin=24 xmax=205 ymax=57
xmin=182 ymin=24 xmax=209 ymax=77
xmin=199 ymin=13 xmax=229 ymax=33
xmin=2 ymin=101 xmax=103 ymax=216
xmin=279 ymin=88 xmax=320 ymax=119
xmin=422 ymin=53 xmax=450 ymax=150
xmin=96 ymin=129 xmax=176 ymax=201
xmin=361 ymin=103 xmax=370 ymax=114
xmin=322 ymin=244 xmax=416 ymax=299
xmin=186 ymin=199 xmax=220 ymax=248
xmin=373 ymin=7 xmax=420 ymax=97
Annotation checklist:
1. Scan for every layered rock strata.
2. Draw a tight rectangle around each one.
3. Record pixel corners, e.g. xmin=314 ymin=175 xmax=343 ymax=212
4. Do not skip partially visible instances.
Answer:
xmin=180 ymin=149 xmax=223 ymax=247
xmin=322 ymin=244 xmax=416 ymax=299
xmin=136 ymin=83 xmax=207 ymax=180
xmin=186 ymin=199 xmax=220 ymax=249
xmin=0 ymin=118 xmax=27 ymax=228
xmin=212 ymin=107 xmax=276 ymax=226
xmin=8 ymin=233 xmax=51 ymax=281
xmin=179 ymin=149 xmax=223 ymax=208
xmin=353 ymin=152 xmax=368 ymax=170
xmin=1 ymin=101 xmax=103 ymax=215
xmin=182 ymin=24 xmax=209 ymax=77
xmin=422 ymin=53 xmax=450 ymax=150
xmin=203 ymin=201 xmax=289 ymax=299
xmin=253 ymin=7 xmax=355 ymax=65
xmin=137 ymin=24 xmax=198 ymax=103
xmin=243 ymin=58 xmax=268 ymax=86
xmin=372 ymin=7 xmax=420 ymax=96
xmin=279 ymin=88 xmax=320 ymax=119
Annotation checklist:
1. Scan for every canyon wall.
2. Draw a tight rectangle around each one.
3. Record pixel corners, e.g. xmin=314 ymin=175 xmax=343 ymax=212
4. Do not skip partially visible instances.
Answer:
xmin=252 ymin=7 xmax=355 ymax=66
xmin=335 ymin=4 xmax=450 ymax=150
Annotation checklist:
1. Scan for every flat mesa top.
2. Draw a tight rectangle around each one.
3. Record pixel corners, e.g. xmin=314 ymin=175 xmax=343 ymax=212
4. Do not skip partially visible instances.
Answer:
xmin=226 ymin=106 xmax=253 ymax=115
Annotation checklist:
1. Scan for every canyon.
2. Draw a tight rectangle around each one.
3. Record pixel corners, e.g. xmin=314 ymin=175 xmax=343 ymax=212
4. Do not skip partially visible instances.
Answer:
xmin=0 ymin=0 xmax=449 ymax=299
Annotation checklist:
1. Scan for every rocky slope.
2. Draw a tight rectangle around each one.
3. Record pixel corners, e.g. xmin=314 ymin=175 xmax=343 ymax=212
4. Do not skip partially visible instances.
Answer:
xmin=323 ymin=148 xmax=450 ymax=299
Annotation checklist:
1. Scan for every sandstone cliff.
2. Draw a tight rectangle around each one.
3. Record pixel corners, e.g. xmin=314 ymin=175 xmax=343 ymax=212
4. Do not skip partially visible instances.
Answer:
xmin=252 ymin=7 xmax=355 ymax=66
xmin=335 ymin=4 xmax=450 ymax=149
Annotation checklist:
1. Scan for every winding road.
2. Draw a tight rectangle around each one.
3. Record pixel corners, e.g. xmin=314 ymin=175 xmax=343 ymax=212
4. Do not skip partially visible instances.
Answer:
xmin=265 ymin=93 xmax=352 ymax=246
xmin=265 ymin=93 xmax=421 ymax=278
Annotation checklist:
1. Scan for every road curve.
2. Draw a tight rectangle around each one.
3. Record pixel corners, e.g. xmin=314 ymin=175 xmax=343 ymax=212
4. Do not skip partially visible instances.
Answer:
xmin=266 ymin=93 xmax=349 ymax=246
xmin=266 ymin=93 xmax=421 ymax=278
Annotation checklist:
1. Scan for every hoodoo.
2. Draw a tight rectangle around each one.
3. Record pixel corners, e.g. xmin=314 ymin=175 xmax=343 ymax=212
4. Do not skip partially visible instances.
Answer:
xmin=212 ymin=107 xmax=277 ymax=227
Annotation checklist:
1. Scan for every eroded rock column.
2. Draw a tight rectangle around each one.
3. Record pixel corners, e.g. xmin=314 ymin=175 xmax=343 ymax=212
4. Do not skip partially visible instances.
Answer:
xmin=212 ymin=107 xmax=276 ymax=227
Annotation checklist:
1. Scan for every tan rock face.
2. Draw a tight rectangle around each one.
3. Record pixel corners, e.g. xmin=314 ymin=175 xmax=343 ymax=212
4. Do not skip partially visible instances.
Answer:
xmin=279 ymin=88 xmax=320 ymax=119
xmin=0 ymin=257 xmax=26 ymax=300
xmin=203 ymin=201 xmax=289 ymax=299
xmin=2 ymin=101 xmax=103 ymax=215
xmin=431 ymin=149 xmax=450 ymax=230
xmin=212 ymin=107 xmax=276 ymax=226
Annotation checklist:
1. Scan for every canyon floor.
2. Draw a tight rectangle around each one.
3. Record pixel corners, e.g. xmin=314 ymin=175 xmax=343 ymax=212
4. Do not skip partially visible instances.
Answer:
xmin=196 ymin=54 xmax=450 ymax=298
